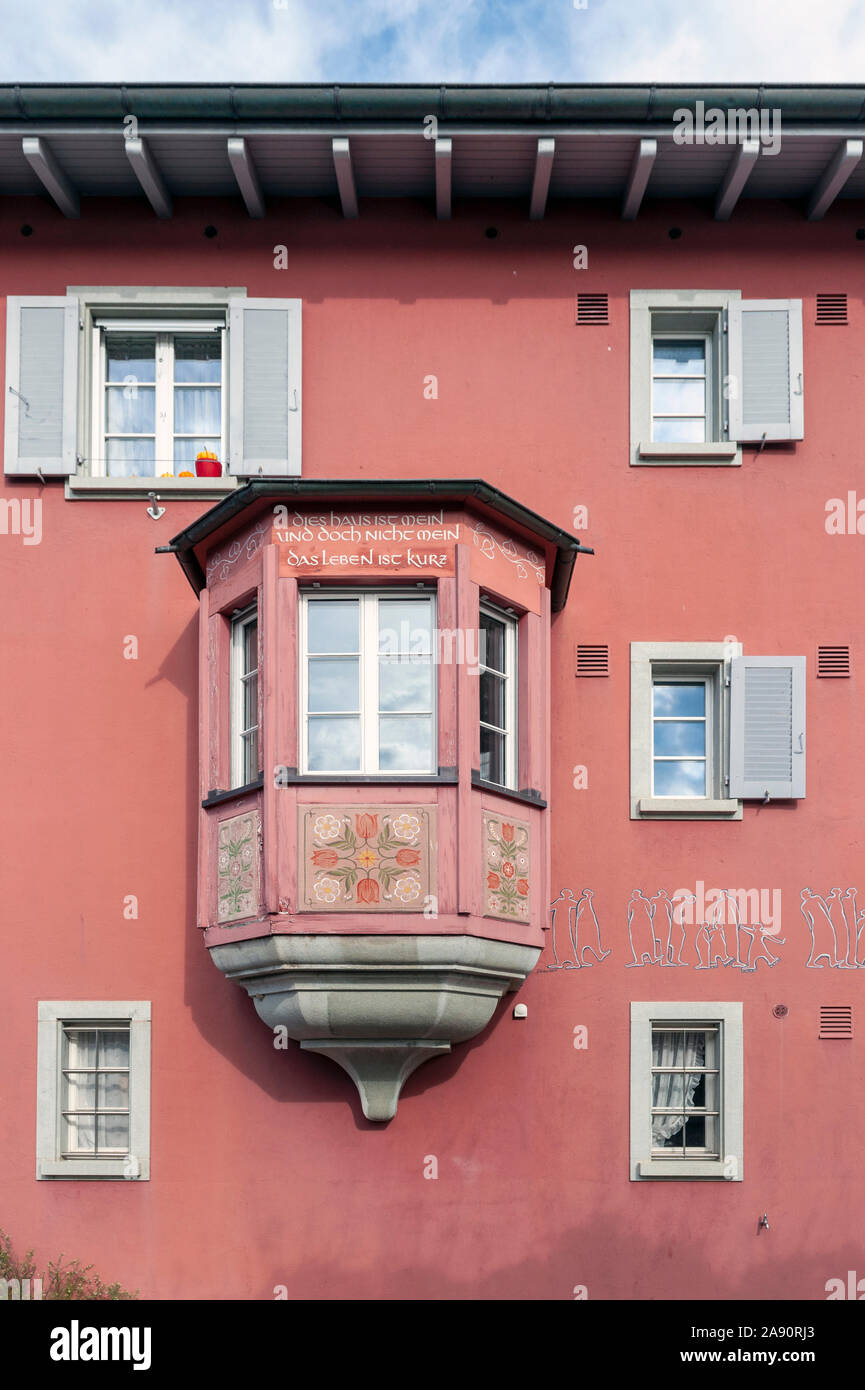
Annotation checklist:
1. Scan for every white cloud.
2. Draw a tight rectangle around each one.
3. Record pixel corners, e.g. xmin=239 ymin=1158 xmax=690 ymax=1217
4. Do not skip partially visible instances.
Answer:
xmin=2 ymin=0 xmax=865 ymax=83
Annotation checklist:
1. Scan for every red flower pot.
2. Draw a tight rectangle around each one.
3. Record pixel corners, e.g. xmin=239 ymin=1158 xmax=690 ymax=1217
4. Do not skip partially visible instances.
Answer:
xmin=194 ymin=454 xmax=222 ymax=477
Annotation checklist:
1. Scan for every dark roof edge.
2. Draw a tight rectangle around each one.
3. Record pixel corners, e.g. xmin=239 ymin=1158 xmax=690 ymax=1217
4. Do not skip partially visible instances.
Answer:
xmin=163 ymin=478 xmax=593 ymax=611
xmin=3 ymin=83 xmax=865 ymax=123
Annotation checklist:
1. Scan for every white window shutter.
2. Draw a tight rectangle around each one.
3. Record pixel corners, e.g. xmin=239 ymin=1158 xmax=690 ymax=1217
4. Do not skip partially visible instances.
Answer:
xmin=4 ymin=296 xmax=78 ymax=475
xmin=729 ymin=656 xmax=806 ymax=799
xmin=228 ymin=298 xmax=301 ymax=476
xmin=728 ymin=299 xmax=804 ymax=441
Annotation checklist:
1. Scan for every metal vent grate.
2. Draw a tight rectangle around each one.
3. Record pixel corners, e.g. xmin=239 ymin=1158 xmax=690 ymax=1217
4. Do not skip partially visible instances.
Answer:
xmin=576 ymin=644 xmax=609 ymax=676
xmin=819 ymin=1006 xmax=853 ymax=1039
xmin=816 ymin=293 xmax=847 ymax=325
xmin=817 ymin=645 xmax=850 ymax=677
xmin=576 ymin=293 xmax=609 ymax=325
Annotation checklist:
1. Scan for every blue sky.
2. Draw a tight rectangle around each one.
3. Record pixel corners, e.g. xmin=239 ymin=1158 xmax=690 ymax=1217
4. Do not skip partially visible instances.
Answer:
xmin=1 ymin=0 xmax=864 ymax=83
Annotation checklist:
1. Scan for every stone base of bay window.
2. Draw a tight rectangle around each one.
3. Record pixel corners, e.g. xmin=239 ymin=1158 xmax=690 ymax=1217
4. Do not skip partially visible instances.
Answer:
xmin=210 ymin=933 xmax=540 ymax=1120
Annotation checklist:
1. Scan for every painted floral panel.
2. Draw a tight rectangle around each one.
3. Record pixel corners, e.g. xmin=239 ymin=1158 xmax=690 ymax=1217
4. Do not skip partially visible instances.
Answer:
xmin=300 ymin=806 xmax=435 ymax=912
xmin=217 ymin=811 xmax=259 ymax=923
xmin=484 ymin=814 xmax=530 ymax=922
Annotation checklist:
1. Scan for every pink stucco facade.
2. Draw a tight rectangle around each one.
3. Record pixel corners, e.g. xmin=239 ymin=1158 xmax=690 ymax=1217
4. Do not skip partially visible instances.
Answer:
xmin=3 ymin=180 xmax=864 ymax=1299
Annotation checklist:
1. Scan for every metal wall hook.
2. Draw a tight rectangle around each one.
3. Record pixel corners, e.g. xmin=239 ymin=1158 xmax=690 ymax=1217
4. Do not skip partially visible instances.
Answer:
xmin=146 ymin=491 xmax=166 ymax=520
xmin=759 ymin=1212 xmax=770 ymax=1231
xmin=762 ymin=789 xmax=771 ymax=804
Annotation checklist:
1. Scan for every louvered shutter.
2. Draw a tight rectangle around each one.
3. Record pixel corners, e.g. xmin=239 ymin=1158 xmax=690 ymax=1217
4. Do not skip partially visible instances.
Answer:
xmin=4 ymin=296 xmax=78 ymax=475
xmin=729 ymin=656 xmax=806 ymax=799
xmin=228 ymin=298 xmax=301 ymax=476
xmin=728 ymin=299 xmax=803 ymax=441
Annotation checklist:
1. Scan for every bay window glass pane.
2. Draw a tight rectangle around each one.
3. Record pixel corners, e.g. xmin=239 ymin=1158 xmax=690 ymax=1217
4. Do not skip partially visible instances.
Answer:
xmin=378 ymin=657 xmax=432 ymax=712
xmin=308 ymin=601 xmax=358 ymax=654
xmin=174 ymin=335 xmax=221 ymax=383
xmin=243 ymin=675 xmax=258 ymax=731
xmin=654 ymin=721 xmax=705 ymax=756
xmin=480 ymin=613 xmax=506 ymax=673
xmin=480 ymin=670 xmax=505 ymax=729
xmin=308 ymin=716 xmax=361 ymax=771
xmin=106 ymin=335 xmax=155 ymax=383
xmin=480 ymin=725 xmax=505 ymax=785
xmin=242 ymin=731 xmax=258 ymax=783
xmin=653 ymin=759 xmax=706 ymax=796
xmin=106 ymin=385 xmax=155 ymax=433
xmin=308 ymin=658 xmax=359 ymax=712
xmin=379 ymin=715 xmax=433 ymax=770
xmin=378 ymin=600 xmax=433 ymax=656
xmin=243 ymin=621 xmax=258 ymax=672
xmin=653 ymin=683 xmax=705 ymax=717
xmin=97 ymin=1115 xmax=129 ymax=1152
xmin=107 ymin=438 xmax=156 ymax=476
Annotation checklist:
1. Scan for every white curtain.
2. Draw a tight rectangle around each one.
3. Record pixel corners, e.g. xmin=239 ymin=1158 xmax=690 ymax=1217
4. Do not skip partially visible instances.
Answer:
xmin=652 ymin=1030 xmax=704 ymax=1145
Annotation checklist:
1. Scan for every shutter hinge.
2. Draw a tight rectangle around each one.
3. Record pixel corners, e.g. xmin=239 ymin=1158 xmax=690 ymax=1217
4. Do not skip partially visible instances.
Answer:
xmin=722 ymin=309 xmax=728 ymax=334
xmin=725 ymin=676 xmax=730 ymax=687
xmin=724 ymin=775 xmax=729 ymax=786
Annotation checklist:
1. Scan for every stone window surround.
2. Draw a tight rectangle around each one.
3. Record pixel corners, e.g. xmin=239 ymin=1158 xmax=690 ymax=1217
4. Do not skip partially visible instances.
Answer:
xmin=630 ymin=1001 xmax=743 ymax=1181
xmin=630 ymin=640 xmax=743 ymax=820
xmin=36 ymin=1000 xmax=151 ymax=1180
xmin=64 ymin=285 xmax=246 ymax=501
xmin=630 ymin=289 xmax=742 ymax=467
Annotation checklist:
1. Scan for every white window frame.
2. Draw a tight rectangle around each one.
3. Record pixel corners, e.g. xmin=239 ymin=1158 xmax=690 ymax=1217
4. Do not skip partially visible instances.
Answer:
xmin=631 ymin=641 xmax=742 ymax=819
xmin=650 ymin=671 xmax=712 ymax=799
xmin=650 ymin=329 xmax=713 ymax=444
xmin=65 ymin=286 xmax=245 ymax=499
xmin=36 ymin=1001 xmax=151 ymax=1181
xmin=89 ymin=318 xmax=226 ymax=480
xmin=479 ymin=601 xmax=518 ymax=790
xmin=630 ymin=1002 xmax=743 ymax=1181
xmin=299 ymin=589 xmax=437 ymax=776
xmin=230 ymin=603 xmax=260 ymax=788
xmin=630 ymin=289 xmax=741 ymax=466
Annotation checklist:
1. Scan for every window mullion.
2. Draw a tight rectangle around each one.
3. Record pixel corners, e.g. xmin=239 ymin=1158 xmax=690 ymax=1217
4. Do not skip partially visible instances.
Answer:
xmin=155 ymin=333 xmax=172 ymax=474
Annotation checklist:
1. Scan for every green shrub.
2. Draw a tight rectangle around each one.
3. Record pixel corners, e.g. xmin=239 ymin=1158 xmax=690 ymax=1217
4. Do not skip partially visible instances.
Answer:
xmin=0 ymin=1229 xmax=137 ymax=1300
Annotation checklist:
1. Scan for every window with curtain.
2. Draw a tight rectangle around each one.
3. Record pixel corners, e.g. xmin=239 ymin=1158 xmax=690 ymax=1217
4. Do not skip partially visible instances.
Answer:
xmin=94 ymin=321 xmax=225 ymax=477
xmin=651 ymin=1025 xmax=720 ymax=1158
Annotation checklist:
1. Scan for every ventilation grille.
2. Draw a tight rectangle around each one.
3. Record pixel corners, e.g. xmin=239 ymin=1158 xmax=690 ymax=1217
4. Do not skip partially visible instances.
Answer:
xmin=576 ymin=644 xmax=609 ymax=676
xmin=816 ymin=294 xmax=847 ymax=325
xmin=819 ymin=1006 xmax=853 ymax=1039
xmin=817 ymin=645 xmax=850 ymax=677
xmin=576 ymin=293 xmax=609 ymax=325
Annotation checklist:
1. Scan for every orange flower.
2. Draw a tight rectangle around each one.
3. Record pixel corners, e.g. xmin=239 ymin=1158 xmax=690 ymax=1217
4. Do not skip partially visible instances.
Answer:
xmin=356 ymin=813 xmax=379 ymax=839
xmin=396 ymin=848 xmax=420 ymax=866
xmin=502 ymin=861 xmax=515 ymax=879
xmin=516 ymin=878 xmax=529 ymax=896
xmin=357 ymin=878 xmax=380 ymax=904
xmin=487 ymin=871 xmax=501 ymax=890
xmin=502 ymin=823 xmax=515 ymax=842
xmin=312 ymin=849 xmax=338 ymax=867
